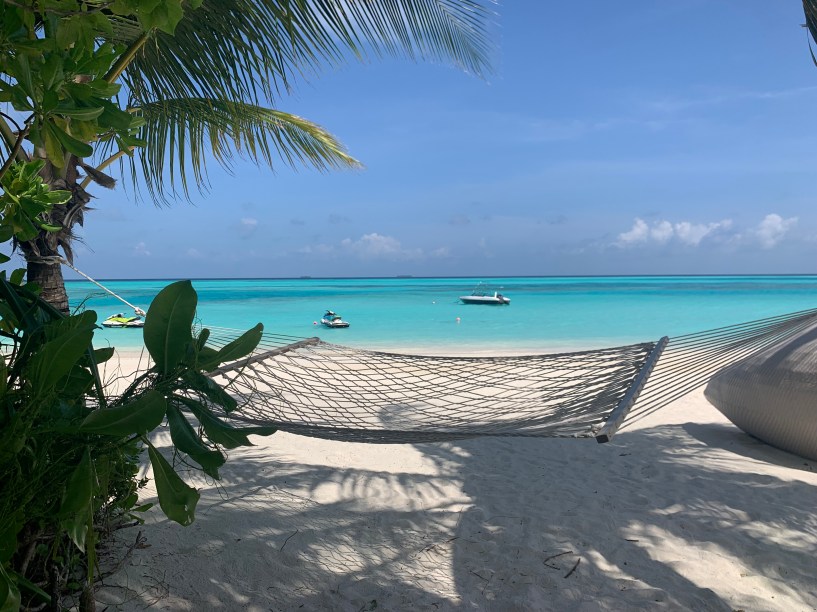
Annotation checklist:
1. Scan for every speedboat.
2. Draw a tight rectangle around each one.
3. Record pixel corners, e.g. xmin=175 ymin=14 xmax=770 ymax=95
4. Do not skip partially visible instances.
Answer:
xmin=459 ymin=283 xmax=511 ymax=305
xmin=321 ymin=310 xmax=350 ymax=328
xmin=102 ymin=313 xmax=145 ymax=328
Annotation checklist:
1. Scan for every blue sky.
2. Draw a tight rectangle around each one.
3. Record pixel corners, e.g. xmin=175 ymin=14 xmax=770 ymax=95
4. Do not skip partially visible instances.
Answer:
xmin=59 ymin=1 xmax=817 ymax=279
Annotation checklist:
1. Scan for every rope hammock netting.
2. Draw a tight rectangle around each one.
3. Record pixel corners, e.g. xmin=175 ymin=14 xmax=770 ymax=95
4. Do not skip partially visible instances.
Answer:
xmin=62 ymin=259 xmax=817 ymax=446
xmin=201 ymin=307 xmax=817 ymax=444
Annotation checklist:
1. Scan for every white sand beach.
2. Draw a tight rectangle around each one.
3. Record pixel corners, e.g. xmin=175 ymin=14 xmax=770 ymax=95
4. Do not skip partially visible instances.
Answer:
xmin=95 ymin=350 xmax=817 ymax=611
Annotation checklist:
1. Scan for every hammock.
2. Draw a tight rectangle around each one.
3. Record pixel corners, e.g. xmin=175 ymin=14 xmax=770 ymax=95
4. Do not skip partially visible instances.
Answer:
xmin=202 ymin=307 xmax=817 ymax=444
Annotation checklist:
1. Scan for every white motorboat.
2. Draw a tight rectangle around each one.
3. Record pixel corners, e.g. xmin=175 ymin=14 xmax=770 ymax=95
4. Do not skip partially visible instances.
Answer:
xmin=321 ymin=310 xmax=350 ymax=328
xmin=459 ymin=283 xmax=511 ymax=305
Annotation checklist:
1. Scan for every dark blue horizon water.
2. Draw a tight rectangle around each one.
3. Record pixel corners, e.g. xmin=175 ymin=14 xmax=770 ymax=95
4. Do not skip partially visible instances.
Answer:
xmin=67 ymin=275 xmax=817 ymax=352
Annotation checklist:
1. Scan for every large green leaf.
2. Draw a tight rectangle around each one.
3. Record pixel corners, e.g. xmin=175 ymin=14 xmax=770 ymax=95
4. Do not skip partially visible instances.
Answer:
xmin=43 ymin=122 xmax=64 ymax=166
xmin=181 ymin=370 xmax=237 ymax=412
xmin=93 ymin=347 xmax=115 ymax=363
xmin=0 ymin=564 xmax=20 ymax=612
xmin=7 ymin=571 xmax=49 ymax=606
xmin=27 ymin=325 xmax=94 ymax=391
xmin=147 ymin=442 xmax=199 ymax=526
xmin=197 ymin=322 xmax=262 ymax=371
xmin=57 ymin=366 xmax=94 ymax=398
xmin=51 ymin=122 xmax=94 ymax=158
xmin=7 ymin=269 xmax=23 ymax=286
xmin=143 ymin=280 xmax=197 ymax=374
xmin=55 ymin=104 xmax=105 ymax=121
xmin=195 ymin=346 xmax=219 ymax=368
xmin=0 ymin=512 xmax=21 ymax=564
xmin=166 ymin=403 xmax=225 ymax=479
xmin=0 ymin=354 xmax=7 ymax=399
xmin=59 ymin=447 xmax=96 ymax=552
xmin=80 ymin=390 xmax=167 ymax=436
xmin=179 ymin=396 xmax=276 ymax=449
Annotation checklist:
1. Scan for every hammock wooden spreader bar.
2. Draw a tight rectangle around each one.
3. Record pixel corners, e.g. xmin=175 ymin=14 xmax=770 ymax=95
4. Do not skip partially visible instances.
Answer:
xmin=594 ymin=336 xmax=668 ymax=443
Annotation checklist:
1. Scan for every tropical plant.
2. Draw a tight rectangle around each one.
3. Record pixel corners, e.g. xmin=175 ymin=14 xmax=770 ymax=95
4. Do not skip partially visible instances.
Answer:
xmin=804 ymin=0 xmax=817 ymax=62
xmin=0 ymin=163 xmax=274 ymax=610
xmin=0 ymin=0 xmax=494 ymax=311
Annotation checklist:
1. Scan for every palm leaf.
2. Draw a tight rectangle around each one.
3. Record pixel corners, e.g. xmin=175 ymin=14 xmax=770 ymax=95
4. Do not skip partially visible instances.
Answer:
xmin=127 ymin=98 xmax=360 ymax=200
xmin=122 ymin=0 xmax=495 ymax=107
xmin=804 ymin=1 xmax=817 ymax=66
xmin=105 ymin=0 xmax=494 ymax=200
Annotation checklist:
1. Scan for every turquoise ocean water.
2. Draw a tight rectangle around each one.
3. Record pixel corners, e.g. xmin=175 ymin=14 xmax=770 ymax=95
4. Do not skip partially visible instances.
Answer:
xmin=67 ymin=276 xmax=817 ymax=353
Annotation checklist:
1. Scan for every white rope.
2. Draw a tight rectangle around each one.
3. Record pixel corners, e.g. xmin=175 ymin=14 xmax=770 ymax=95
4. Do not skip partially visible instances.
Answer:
xmin=60 ymin=258 xmax=146 ymax=316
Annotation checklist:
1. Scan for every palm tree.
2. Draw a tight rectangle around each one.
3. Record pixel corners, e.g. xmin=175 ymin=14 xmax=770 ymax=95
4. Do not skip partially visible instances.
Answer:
xmin=0 ymin=0 xmax=494 ymax=311
xmin=804 ymin=0 xmax=817 ymax=62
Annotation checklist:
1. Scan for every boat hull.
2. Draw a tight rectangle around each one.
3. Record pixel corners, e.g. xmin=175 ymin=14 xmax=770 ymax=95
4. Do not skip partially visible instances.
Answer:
xmin=704 ymin=320 xmax=817 ymax=460
xmin=459 ymin=296 xmax=510 ymax=305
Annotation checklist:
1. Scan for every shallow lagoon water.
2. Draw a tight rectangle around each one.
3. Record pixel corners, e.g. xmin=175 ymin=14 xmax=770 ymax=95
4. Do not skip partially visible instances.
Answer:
xmin=68 ymin=276 xmax=817 ymax=352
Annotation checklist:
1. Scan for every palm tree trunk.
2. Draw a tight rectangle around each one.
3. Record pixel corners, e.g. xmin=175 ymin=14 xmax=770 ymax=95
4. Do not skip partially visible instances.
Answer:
xmin=21 ymin=159 xmax=90 ymax=314
xmin=26 ymin=258 xmax=69 ymax=314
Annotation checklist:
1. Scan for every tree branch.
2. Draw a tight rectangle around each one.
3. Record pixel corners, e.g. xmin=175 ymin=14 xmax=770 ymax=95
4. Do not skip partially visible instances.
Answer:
xmin=105 ymin=31 xmax=150 ymax=83
xmin=0 ymin=119 xmax=31 ymax=182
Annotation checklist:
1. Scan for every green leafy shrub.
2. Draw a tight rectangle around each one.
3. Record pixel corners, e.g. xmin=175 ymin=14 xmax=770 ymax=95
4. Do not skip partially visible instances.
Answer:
xmin=0 ymin=162 xmax=273 ymax=610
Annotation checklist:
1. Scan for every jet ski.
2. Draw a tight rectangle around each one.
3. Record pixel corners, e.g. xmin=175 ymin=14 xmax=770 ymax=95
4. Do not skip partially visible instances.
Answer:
xmin=102 ymin=313 xmax=145 ymax=328
xmin=321 ymin=310 xmax=350 ymax=328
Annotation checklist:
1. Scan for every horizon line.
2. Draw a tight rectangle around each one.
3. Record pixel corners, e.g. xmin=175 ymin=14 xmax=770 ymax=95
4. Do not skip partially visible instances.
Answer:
xmin=63 ymin=272 xmax=817 ymax=282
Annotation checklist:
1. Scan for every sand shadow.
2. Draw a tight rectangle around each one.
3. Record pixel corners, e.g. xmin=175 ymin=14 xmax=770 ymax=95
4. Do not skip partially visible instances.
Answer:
xmin=422 ymin=427 xmax=817 ymax=611
xmin=97 ymin=420 xmax=817 ymax=611
xmin=682 ymin=422 xmax=817 ymax=473
xmin=97 ymin=444 xmax=475 ymax=611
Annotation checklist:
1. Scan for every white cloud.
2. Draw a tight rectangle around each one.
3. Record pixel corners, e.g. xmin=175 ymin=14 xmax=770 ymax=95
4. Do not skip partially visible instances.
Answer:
xmin=616 ymin=214 xmax=800 ymax=251
xmin=239 ymin=217 xmax=258 ymax=237
xmin=297 ymin=234 xmax=449 ymax=261
xmin=185 ymin=248 xmax=204 ymax=259
xmin=617 ymin=219 xmax=650 ymax=244
xmin=133 ymin=241 xmax=151 ymax=257
xmin=340 ymin=233 xmax=422 ymax=260
xmin=754 ymin=214 xmax=797 ymax=249
xmin=675 ymin=220 xmax=732 ymax=246
xmin=616 ymin=217 xmax=732 ymax=248
xmin=651 ymin=220 xmax=674 ymax=243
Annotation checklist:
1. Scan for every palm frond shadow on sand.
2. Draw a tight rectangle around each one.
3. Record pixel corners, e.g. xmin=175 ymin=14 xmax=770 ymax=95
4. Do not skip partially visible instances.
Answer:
xmin=96 ymin=415 xmax=817 ymax=611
